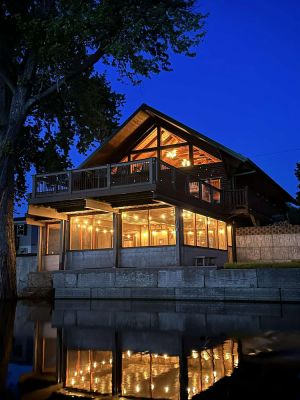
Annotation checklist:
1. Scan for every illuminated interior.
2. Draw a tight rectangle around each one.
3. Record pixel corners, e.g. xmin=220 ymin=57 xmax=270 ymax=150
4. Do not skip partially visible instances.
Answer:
xmin=187 ymin=340 xmax=238 ymax=399
xmin=70 ymin=213 xmax=113 ymax=250
xmin=122 ymin=207 xmax=176 ymax=247
xmin=122 ymin=351 xmax=180 ymax=399
xmin=63 ymin=340 xmax=238 ymax=399
xmin=66 ymin=350 xmax=113 ymax=394
xmin=124 ymin=125 xmax=221 ymax=167
xmin=183 ymin=210 xmax=227 ymax=250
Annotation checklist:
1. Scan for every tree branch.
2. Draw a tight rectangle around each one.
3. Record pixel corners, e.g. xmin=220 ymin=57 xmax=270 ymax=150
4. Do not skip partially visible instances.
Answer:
xmin=25 ymin=47 xmax=105 ymax=110
xmin=0 ymin=69 xmax=15 ymax=94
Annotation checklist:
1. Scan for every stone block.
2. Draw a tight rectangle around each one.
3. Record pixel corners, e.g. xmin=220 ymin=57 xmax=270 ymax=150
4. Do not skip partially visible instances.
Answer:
xmin=63 ymin=311 xmax=76 ymax=326
xmin=236 ymin=247 xmax=261 ymax=261
xmin=77 ymin=272 xmax=115 ymax=288
xmin=259 ymin=247 xmax=273 ymax=261
xmin=175 ymin=287 xmax=225 ymax=301
xmin=257 ymin=269 xmax=300 ymax=288
xmin=280 ymin=289 xmax=300 ymax=302
xmin=272 ymin=234 xmax=300 ymax=247
xmin=52 ymin=272 xmax=65 ymax=288
xmin=130 ymin=288 xmax=175 ymax=299
xmin=205 ymin=269 xmax=257 ymax=288
xmin=224 ymin=288 xmax=280 ymax=302
xmin=55 ymin=288 xmax=90 ymax=298
xmin=158 ymin=268 xmax=204 ymax=288
xmin=91 ymin=288 xmax=131 ymax=298
xmin=115 ymin=270 xmax=136 ymax=287
xmin=64 ymin=273 xmax=77 ymax=288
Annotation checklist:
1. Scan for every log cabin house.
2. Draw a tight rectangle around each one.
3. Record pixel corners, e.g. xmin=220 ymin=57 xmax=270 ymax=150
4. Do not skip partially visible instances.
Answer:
xmin=27 ymin=104 xmax=294 ymax=271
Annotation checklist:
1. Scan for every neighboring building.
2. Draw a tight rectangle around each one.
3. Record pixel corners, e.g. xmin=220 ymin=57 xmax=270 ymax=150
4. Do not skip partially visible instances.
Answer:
xmin=26 ymin=104 xmax=295 ymax=271
xmin=14 ymin=217 xmax=38 ymax=255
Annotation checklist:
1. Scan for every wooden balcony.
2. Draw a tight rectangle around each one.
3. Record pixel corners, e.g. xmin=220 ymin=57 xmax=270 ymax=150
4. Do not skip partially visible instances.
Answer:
xmin=30 ymin=158 xmax=251 ymax=217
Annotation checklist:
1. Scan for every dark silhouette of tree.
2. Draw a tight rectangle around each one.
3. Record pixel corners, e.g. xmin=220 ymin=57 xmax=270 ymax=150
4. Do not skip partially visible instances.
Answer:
xmin=295 ymin=162 xmax=300 ymax=203
xmin=0 ymin=0 xmax=207 ymax=298
xmin=0 ymin=302 xmax=16 ymax=395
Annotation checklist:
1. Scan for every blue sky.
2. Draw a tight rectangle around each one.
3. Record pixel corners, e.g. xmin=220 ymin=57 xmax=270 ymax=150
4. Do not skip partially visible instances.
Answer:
xmin=16 ymin=0 xmax=300 ymax=215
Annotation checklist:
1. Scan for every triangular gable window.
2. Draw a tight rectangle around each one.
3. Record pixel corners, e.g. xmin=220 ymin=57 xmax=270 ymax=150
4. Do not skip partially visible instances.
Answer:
xmin=160 ymin=129 xmax=186 ymax=146
xmin=133 ymin=127 xmax=157 ymax=150
xmin=193 ymin=146 xmax=221 ymax=165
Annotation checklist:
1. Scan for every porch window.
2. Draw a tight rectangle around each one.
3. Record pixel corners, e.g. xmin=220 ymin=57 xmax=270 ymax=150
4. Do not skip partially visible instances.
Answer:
xmin=183 ymin=210 xmax=195 ymax=245
xmin=208 ymin=218 xmax=218 ymax=248
xmin=202 ymin=179 xmax=221 ymax=204
xmin=196 ymin=214 xmax=208 ymax=247
xmin=218 ymin=221 xmax=227 ymax=250
xmin=183 ymin=210 xmax=227 ymax=250
xmin=122 ymin=207 xmax=176 ymax=248
xmin=70 ymin=213 xmax=113 ymax=250
xmin=46 ymin=223 xmax=60 ymax=255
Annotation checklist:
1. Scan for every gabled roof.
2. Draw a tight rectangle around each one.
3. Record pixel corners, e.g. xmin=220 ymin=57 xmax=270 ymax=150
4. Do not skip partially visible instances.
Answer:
xmin=80 ymin=104 xmax=296 ymax=204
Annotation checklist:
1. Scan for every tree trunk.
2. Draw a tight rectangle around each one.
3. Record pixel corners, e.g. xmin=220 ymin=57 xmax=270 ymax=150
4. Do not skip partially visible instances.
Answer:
xmin=0 ymin=155 xmax=16 ymax=299
xmin=0 ymin=301 xmax=16 ymax=394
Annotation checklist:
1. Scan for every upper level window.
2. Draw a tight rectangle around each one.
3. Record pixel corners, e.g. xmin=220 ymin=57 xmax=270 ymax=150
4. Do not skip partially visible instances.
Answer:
xmin=119 ymin=125 xmax=220 ymax=168
xmin=160 ymin=129 xmax=186 ymax=146
xmin=133 ymin=128 xmax=157 ymax=150
xmin=193 ymin=146 xmax=221 ymax=165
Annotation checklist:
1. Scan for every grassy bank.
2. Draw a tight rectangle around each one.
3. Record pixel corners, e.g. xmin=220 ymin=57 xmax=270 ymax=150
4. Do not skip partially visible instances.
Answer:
xmin=224 ymin=261 xmax=300 ymax=269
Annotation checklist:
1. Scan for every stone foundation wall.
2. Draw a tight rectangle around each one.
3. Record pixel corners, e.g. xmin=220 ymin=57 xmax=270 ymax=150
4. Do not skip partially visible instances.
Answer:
xmin=53 ymin=267 xmax=300 ymax=302
xmin=16 ymin=255 xmax=37 ymax=296
xmin=236 ymin=224 xmax=300 ymax=262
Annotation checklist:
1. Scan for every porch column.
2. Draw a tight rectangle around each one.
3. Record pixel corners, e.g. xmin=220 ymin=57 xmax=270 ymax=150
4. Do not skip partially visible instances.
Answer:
xmin=175 ymin=207 xmax=183 ymax=266
xmin=113 ymin=213 xmax=121 ymax=268
xmin=59 ymin=220 xmax=67 ymax=270
xmin=37 ymin=226 xmax=44 ymax=272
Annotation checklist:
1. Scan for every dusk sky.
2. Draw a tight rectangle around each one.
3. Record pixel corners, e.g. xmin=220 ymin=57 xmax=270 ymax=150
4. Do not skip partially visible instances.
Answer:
xmin=16 ymin=0 xmax=300 ymax=215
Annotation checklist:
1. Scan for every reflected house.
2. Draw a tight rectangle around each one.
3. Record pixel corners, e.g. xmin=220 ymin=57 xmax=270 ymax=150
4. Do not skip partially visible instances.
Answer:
xmin=34 ymin=321 xmax=239 ymax=399
xmin=26 ymin=104 xmax=294 ymax=271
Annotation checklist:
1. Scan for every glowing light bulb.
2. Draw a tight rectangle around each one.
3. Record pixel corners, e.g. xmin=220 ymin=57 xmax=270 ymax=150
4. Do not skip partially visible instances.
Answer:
xmin=136 ymin=385 xmax=140 ymax=393
xmin=103 ymin=229 xmax=107 ymax=233
xmin=127 ymin=350 xmax=132 ymax=357
xmin=96 ymin=228 xmax=99 ymax=232
xmin=93 ymin=362 xmax=97 ymax=368
xmin=163 ymin=354 xmax=168 ymax=359
xmin=110 ymin=229 xmax=114 ymax=233
xmin=75 ymin=218 xmax=79 ymax=223
xmin=154 ymin=354 xmax=158 ymax=358
xmin=133 ymin=215 xmax=138 ymax=220
xmin=152 ymin=231 xmax=157 ymax=235
xmin=165 ymin=386 xmax=169 ymax=393
xmin=88 ymin=226 xmax=93 ymax=231
xmin=81 ymin=376 xmax=85 ymax=382
xmin=77 ymin=224 xmax=81 ymax=228
xmin=187 ymin=230 xmax=193 ymax=235
xmin=191 ymin=350 xmax=198 ymax=359
xmin=161 ymin=214 xmax=166 ymax=219
xmin=151 ymin=384 xmax=155 ymax=390
xmin=74 ymin=371 xmax=77 ymax=376
xmin=95 ymin=377 xmax=99 ymax=383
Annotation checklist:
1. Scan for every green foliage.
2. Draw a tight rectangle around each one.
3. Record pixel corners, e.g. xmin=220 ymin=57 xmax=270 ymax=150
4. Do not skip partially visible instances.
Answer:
xmin=287 ymin=204 xmax=300 ymax=225
xmin=225 ymin=261 xmax=300 ymax=269
xmin=0 ymin=0 xmax=207 ymax=200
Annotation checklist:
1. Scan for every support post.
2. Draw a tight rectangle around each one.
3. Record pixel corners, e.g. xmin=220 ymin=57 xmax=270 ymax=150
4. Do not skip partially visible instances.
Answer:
xmin=113 ymin=213 xmax=121 ymax=268
xmin=37 ymin=226 xmax=44 ymax=272
xmin=59 ymin=220 xmax=67 ymax=270
xmin=232 ymin=220 xmax=237 ymax=263
xmin=175 ymin=207 xmax=183 ymax=266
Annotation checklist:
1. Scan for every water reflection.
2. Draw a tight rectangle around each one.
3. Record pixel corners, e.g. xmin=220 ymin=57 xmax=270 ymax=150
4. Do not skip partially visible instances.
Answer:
xmin=5 ymin=300 xmax=300 ymax=399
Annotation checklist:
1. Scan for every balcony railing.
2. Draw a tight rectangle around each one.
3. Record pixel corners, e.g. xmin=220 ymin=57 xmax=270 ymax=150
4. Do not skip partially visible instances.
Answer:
xmin=31 ymin=158 xmax=246 ymax=212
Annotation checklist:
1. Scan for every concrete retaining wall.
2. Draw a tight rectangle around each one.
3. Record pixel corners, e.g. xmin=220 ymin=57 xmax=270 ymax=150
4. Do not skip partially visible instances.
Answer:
xmin=236 ymin=224 xmax=300 ymax=262
xmin=182 ymin=246 xmax=227 ymax=267
xmin=66 ymin=250 xmax=115 ymax=269
xmin=120 ymin=246 xmax=177 ymax=268
xmin=53 ymin=267 xmax=300 ymax=302
xmin=16 ymin=255 xmax=37 ymax=296
xmin=236 ymin=233 xmax=300 ymax=262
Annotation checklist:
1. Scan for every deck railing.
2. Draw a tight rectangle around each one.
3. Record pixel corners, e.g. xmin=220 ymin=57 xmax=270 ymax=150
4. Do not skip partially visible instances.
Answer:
xmin=32 ymin=158 xmax=247 ymax=211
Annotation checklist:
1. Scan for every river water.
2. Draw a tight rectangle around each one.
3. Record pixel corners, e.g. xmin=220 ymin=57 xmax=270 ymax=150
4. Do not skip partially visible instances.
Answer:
xmin=2 ymin=300 xmax=300 ymax=400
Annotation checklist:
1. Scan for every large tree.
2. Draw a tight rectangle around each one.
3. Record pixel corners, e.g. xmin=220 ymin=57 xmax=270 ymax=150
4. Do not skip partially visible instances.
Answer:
xmin=0 ymin=0 xmax=206 ymax=298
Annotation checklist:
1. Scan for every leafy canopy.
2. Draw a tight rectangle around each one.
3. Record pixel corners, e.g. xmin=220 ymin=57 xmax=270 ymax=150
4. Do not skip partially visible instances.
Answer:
xmin=296 ymin=162 xmax=300 ymax=203
xmin=0 ymin=0 xmax=207 ymax=198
